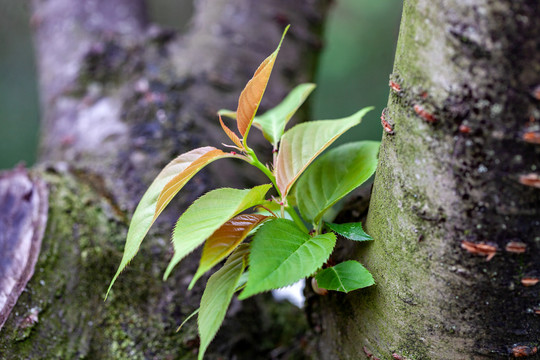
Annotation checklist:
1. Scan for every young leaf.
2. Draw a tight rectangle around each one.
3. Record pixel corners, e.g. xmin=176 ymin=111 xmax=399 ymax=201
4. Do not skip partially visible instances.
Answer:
xmin=219 ymin=115 xmax=244 ymax=150
xmin=155 ymin=149 xmax=238 ymax=218
xmin=189 ymin=214 xmax=268 ymax=289
xmin=315 ymin=260 xmax=374 ymax=293
xmin=254 ymin=201 xmax=293 ymax=220
xmin=217 ymin=109 xmax=237 ymax=120
xmin=236 ymin=26 xmax=289 ymax=143
xmin=176 ymin=308 xmax=199 ymax=332
xmin=275 ymin=107 xmax=373 ymax=197
xmin=325 ymin=222 xmax=373 ymax=241
xmin=253 ymin=83 xmax=316 ymax=147
xmin=198 ymin=245 xmax=248 ymax=360
xmin=107 ymin=147 xmax=232 ymax=297
xmin=295 ymin=141 xmax=380 ymax=224
xmin=163 ymin=184 xmax=271 ymax=280
xmin=238 ymin=219 xmax=336 ymax=299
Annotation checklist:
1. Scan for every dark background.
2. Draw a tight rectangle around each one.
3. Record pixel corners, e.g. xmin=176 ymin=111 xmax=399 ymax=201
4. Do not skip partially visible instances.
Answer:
xmin=0 ymin=0 xmax=402 ymax=170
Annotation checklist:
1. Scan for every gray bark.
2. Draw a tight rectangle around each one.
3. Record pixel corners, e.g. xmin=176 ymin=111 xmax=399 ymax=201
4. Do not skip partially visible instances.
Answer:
xmin=0 ymin=168 xmax=48 ymax=330
xmin=313 ymin=1 xmax=540 ymax=359
xmin=0 ymin=0 xmax=331 ymax=358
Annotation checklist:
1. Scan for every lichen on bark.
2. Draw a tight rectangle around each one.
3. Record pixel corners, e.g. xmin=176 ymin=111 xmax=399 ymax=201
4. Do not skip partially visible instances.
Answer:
xmin=312 ymin=1 xmax=540 ymax=359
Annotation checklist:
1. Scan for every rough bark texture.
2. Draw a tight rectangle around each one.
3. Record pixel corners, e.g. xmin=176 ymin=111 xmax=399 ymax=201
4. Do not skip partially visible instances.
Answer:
xmin=313 ymin=1 xmax=540 ymax=359
xmin=0 ymin=0 xmax=331 ymax=358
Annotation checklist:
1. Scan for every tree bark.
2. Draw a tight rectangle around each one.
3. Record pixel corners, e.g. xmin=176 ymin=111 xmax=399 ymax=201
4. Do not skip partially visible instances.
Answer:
xmin=0 ymin=0 xmax=331 ymax=358
xmin=313 ymin=1 xmax=540 ymax=359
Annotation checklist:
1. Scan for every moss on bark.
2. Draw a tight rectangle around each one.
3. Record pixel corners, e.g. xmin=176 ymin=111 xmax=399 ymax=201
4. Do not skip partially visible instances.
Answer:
xmin=312 ymin=1 xmax=540 ymax=359
xmin=0 ymin=168 xmax=311 ymax=359
xmin=1 ymin=1 xmax=333 ymax=358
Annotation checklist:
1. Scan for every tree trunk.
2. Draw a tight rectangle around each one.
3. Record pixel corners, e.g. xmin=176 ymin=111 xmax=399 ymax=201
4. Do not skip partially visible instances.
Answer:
xmin=0 ymin=0 xmax=331 ymax=358
xmin=313 ymin=0 xmax=540 ymax=359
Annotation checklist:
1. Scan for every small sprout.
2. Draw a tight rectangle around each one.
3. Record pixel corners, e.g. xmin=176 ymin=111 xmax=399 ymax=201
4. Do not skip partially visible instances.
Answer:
xmin=505 ymin=241 xmax=527 ymax=254
xmin=108 ymin=26 xmax=379 ymax=359
xmin=19 ymin=307 xmax=39 ymax=329
xmin=461 ymin=240 xmax=497 ymax=261
xmin=363 ymin=346 xmax=373 ymax=358
xmin=363 ymin=346 xmax=380 ymax=360
xmin=510 ymin=344 xmax=537 ymax=358
xmin=459 ymin=124 xmax=471 ymax=134
xmin=389 ymin=80 xmax=401 ymax=93
xmin=381 ymin=108 xmax=395 ymax=135
xmin=311 ymin=277 xmax=328 ymax=296
xmin=392 ymin=354 xmax=410 ymax=360
xmin=521 ymin=277 xmax=539 ymax=287
xmin=519 ymin=173 xmax=540 ymax=188
xmin=413 ymin=104 xmax=437 ymax=123
xmin=523 ymin=131 xmax=540 ymax=144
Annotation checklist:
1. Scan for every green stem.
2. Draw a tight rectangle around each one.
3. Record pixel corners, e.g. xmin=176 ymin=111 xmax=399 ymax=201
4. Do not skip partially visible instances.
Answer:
xmin=313 ymin=221 xmax=323 ymax=236
xmin=245 ymin=148 xmax=282 ymax=197
xmin=286 ymin=206 xmax=309 ymax=233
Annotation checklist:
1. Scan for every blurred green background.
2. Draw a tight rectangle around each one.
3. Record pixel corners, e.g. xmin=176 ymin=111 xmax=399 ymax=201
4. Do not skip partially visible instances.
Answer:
xmin=0 ymin=0 xmax=402 ymax=170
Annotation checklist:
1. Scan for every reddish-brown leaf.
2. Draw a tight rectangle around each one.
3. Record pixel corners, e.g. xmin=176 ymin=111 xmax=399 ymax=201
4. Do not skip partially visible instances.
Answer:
xmin=236 ymin=26 xmax=288 ymax=139
xmin=189 ymin=214 xmax=268 ymax=289
xmin=219 ymin=115 xmax=244 ymax=150
xmin=107 ymin=147 xmax=237 ymax=297
xmin=155 ymin=149 xmax=234 ymax=219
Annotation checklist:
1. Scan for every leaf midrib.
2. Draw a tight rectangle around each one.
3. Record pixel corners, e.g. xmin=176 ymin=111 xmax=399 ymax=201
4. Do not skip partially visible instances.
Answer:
xmin=328 ymin=266 xmax=346 ymax=292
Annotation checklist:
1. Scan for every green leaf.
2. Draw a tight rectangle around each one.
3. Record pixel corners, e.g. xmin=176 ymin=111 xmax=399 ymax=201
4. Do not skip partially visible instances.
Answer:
xmin=163 ymin=185 xmax=271 ymax=280
xmin=275 ymin=107 xmax=373 ymax=197
xmin=295 ymin=141 xmax=380 ymax=224
xmin=189 ymin=214 xmax=268 ymax=289
xmin=253 ymin=83 xmax=316 ymax=147
xmin=315 ymin=260 xmax=375 ymax=293
xmin=254 ymin=202 xmax=293 ymax=220
xmin=106 ymin=147 xmax=233 ymax=298
xmin=238 ymin=219 xmax=336 ymax=299
xmin=325 ymin=222 xmax=373 ymax=241
xmin=176 ymin=308 xmax=199 ymax=332
xmin=198 ymin=245 xmax=248 ymax=360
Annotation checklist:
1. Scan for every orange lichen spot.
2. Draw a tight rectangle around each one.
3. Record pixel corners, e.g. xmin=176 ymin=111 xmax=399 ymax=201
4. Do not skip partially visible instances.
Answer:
xmin=521 ymin=277 xmax=539 ymax=287
xmin=389 ymin=80 xmax=401 ymax=93
xmin=413 ymin=104 xmax=437 ymax=123
xmin=461 ymin=240 xmax=497 ymax=261
xmin=505 ymin=241 xmax=527 ymax=254
xmin=511 ymin=345 xmax=537 ymax=358
xmin=523 ymin=131 xmax=540 ymax=144
xmin=519 ymin=173 xmax=540 ymax=188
